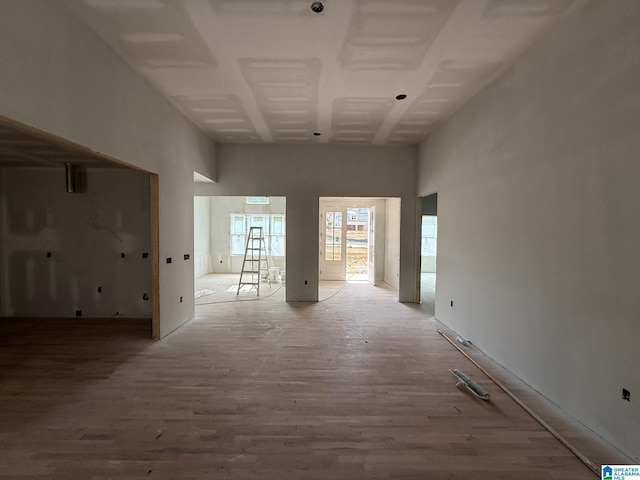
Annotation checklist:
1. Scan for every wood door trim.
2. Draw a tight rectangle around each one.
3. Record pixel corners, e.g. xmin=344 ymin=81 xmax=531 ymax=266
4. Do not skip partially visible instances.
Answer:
xmin=150 ymin=174 xmax=160 ymax=340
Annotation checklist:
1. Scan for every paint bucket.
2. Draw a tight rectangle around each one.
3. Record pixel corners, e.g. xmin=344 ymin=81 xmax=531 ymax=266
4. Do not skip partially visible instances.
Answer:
xmin=269 ymin=267 xmax=280 ymax=282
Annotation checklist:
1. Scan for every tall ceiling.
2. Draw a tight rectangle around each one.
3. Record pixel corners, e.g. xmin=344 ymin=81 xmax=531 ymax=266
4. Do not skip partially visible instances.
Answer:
xmin=61 ymin=0 xmax=584 ymax=147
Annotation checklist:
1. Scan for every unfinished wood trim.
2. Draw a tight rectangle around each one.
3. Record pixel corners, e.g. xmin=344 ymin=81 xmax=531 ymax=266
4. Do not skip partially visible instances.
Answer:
xmin=150 ymin=173 xmax=160 ymax=340
xmin=0 ymin=170 xmax=6 ymax=316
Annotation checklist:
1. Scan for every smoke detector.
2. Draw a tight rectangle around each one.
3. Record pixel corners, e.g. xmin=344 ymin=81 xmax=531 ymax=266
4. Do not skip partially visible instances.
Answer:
xmin=310 ymin=2 xmax=324 ymax=13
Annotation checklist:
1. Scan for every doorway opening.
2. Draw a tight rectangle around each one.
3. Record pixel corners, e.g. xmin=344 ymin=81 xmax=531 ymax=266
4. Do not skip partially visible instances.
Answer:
xmin=418 ymin=193 xmax=437 ymax=315
xmin=320 ymin=203 xmax=374 ymax=283
xmin=193 ymin=195 xmax=286 ymax=303
xmin=319 ymin=197 xmax=400 ymax=296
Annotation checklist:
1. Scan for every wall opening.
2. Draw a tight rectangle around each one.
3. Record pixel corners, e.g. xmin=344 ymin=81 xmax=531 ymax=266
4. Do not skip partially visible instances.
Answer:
xmin=418 ymin=193 xmax=437 ymax=315
xmin=320 ymin=205 xmax=372 ymax=282
xmin=194 ymin=196 xmax=286 ymax=303
xmin=319 ymin=197 xmax=401 ymax=299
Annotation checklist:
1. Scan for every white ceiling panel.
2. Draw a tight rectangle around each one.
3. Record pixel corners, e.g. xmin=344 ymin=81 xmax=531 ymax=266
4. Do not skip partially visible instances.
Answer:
xmin=59 ymin=0 xmax=587 ymax=146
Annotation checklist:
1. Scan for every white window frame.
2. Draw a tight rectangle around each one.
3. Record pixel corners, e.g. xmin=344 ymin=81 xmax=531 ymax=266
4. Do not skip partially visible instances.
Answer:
xmin=230 ymin=214 xmax=286 ymax=256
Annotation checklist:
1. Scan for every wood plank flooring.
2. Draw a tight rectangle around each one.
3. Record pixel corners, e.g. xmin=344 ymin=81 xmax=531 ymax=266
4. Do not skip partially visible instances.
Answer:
xmin=0 ymin=282 xmax=622 ymax=479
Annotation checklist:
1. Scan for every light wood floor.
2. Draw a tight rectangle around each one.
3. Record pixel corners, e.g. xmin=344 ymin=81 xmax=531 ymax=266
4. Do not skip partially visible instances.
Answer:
xmin=0 ymin=281 xmax=624 ymax=479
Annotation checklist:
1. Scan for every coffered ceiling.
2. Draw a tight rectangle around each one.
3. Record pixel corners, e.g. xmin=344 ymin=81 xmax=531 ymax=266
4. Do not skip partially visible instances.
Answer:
xmin=57 ymin=0 xmax=585 ymax=146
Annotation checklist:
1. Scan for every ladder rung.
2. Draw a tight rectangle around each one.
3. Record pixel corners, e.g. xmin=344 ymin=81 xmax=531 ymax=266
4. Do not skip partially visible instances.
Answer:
xmin=238 ymin=226 xmax=269 ymax=296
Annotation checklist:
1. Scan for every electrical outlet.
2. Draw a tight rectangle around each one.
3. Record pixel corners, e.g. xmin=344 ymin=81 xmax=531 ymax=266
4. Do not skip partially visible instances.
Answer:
xmin=166 ymin=257 xmax=172 ymax=264
xmin=142 ymin=252 xmax=149 ymax=259
xmin=75 ymin=310 xmax=82 ymax=317
xmin=184 ymin=254 xmax=190 ymax=260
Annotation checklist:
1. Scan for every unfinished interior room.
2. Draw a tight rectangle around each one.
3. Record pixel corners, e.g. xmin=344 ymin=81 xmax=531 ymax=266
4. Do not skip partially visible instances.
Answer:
xmin=0 ymin=0 xmax=638 ymax=478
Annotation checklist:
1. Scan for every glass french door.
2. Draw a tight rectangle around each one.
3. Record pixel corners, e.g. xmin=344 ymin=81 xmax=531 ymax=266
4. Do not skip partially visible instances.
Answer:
xmin=320 ymin=207 xmax=346 ymax=280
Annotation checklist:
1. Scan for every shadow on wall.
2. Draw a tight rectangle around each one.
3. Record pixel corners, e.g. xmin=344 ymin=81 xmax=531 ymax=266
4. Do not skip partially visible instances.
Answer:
xmin=1 ymin=168 xmax=153 ymax=318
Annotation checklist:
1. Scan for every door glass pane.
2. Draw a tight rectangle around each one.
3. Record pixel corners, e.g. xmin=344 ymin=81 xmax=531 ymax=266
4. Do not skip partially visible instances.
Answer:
xmin=325 ymin=211 xmax=341 ymax=261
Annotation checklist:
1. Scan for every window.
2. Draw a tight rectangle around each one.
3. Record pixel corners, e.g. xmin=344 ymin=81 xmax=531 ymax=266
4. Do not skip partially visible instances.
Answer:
xmin=230 ymin=214 xmax=286 ymax=256
xmin=246 ymin=196 xmax=270 ymax=205
xmin=270 ymin=215 xmax=285 ymax=256
xmin=421 ymin=216 xmax=437 ymax=256
xmin=230 ymin=215 xmax=247 ymax=255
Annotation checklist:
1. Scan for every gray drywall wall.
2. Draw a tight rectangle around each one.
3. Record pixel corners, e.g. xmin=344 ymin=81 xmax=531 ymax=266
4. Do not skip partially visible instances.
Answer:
xmin=384 ymin=198 xmax=401 ymax=290
xmin=373 ymin=201 xmax=388 ymax=285
xmin=417 ymin=0 xmax=640 ymax=460
xmin=421 ymin=194 xmax=438 ymax=216
xmin=0 ymin=167 xmax=152 ymax=318
xmin=157 ymin=160 xmax=200 ymax=337
xmin=195 ymin=144 xmax=417 ymax=302
xmin=193 ymin=196 xmax=211 ymax=278
xmin=0 ymin=1 xmax=217 ymax=337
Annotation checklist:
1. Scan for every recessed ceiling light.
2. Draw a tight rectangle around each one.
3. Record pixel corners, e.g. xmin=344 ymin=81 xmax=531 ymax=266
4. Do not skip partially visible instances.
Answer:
xmin=396 ymin=94 xmax=407 ymax=100
xmin=310 ymin=2 xmax=324 ymax=13
xmin=313 ymin=132 xmax=322 ymax=136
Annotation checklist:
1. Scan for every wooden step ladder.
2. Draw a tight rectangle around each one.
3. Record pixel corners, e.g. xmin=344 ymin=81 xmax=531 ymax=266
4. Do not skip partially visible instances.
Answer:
xmin=237 ymin=226 xmax=270 ymax=296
